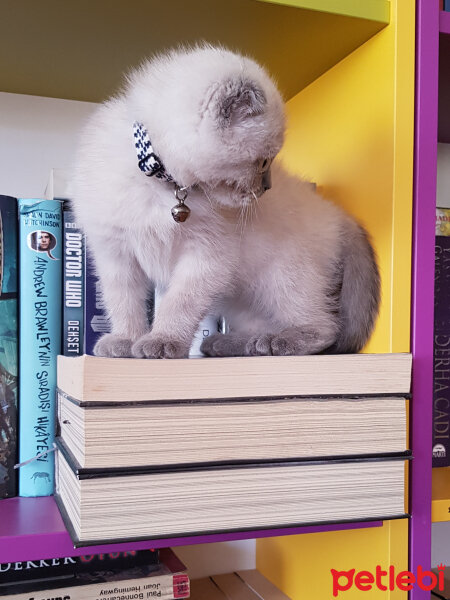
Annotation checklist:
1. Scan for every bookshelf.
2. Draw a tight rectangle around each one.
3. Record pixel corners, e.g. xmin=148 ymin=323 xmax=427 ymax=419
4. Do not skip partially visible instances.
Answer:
xmin=0 ymin=1 xmax=444 ymax=599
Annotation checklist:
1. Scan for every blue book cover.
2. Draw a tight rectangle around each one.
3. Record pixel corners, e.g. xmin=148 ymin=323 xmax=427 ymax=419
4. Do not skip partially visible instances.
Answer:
xmin=63 ymin=208 xmax=85 ymax=356
xmin=445 ymin=0 xmax=450 ymax=11
xmin=0 ymin=195 xmax=18 ymax=498
xmin=18 ymin=199 xmax=62 ymax=496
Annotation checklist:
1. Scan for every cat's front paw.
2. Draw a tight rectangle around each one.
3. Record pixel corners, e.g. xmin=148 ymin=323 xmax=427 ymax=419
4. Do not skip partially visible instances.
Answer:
xmin=131 ymin=334 xmax=189 ymax=359
xmin=93 ymin=334 xmax=134 ymax=358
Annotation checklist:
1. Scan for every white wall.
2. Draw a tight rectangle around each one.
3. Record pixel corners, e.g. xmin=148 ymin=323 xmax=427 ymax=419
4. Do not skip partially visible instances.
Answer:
xmin=0 ymin=90 xmax=255 ymax=577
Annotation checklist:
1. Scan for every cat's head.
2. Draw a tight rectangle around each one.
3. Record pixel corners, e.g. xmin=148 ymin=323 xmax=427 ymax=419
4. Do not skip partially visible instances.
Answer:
xmin=126 ymin=45 xmax=286 ymax=208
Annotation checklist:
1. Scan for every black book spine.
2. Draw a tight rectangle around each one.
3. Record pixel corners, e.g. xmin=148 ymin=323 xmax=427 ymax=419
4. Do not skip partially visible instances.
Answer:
xmin=62 ymin=208 xmax=85 ymax=356
xmin=0 ymin=195 xmax=18 ymax=498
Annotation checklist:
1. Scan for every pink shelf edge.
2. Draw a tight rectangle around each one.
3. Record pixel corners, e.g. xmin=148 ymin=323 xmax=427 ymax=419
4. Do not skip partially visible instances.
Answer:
xmin=0 ymin=496 xmax=383 ymax=563
xmin=440 ymin=9 xmax=450 ymax=34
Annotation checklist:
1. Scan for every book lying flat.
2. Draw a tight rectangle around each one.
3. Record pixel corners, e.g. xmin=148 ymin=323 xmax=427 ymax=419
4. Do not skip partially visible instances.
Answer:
xmin=0 ymin=549 xmax=159 ymax=586
xmin=190 ymin=570 xmax=292 ymax=600
xmin=55 ymin=439 xmax=409 ymax=546
xmin=2 ymin=547 xmax=188 ymax=600
xmin=57 ymin=353 xmax=412 ymax=403
xmin=58 ymin=390 xmax=407 ymax=469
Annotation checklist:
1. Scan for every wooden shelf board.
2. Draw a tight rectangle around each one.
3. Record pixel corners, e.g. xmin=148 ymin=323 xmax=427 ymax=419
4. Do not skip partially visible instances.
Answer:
xmin=0 ymin=496 xmax=382 ymax=563
xmin=0 ymin=0 xmax=388 ymax=103
xmin=432 ymin=467 xmax=450 ymax=522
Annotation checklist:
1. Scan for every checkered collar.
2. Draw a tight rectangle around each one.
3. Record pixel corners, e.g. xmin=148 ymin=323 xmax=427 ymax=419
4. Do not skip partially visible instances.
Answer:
xmin=133 ymin=121 xmax=176 ymax=184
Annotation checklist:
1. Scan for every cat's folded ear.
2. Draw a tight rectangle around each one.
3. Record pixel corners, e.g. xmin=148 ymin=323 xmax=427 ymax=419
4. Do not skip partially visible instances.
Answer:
xmin=209 ymin=78 xmax=266 ymax=128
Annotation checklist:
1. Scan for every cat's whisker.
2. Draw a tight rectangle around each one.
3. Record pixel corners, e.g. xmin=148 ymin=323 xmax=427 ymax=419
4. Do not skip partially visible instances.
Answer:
xmin=202 ymin=186 xmax=215 ymax=210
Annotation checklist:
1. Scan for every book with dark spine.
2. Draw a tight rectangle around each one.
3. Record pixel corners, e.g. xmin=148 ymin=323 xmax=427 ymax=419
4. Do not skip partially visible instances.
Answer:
xmin=0 ymin=195 xmax=18 ymax=498
xmin=433 ymin=208 xmax=450 ymax=467
xmin=62 ymin=204 xmax=85 ymax=356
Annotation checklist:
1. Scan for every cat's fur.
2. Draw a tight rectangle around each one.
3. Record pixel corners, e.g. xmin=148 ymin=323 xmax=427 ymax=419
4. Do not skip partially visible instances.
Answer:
xmin=71 ymin=45 xmax=380 ymax=359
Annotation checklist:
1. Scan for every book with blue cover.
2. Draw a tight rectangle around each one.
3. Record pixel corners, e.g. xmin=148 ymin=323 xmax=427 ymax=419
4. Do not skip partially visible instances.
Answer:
xmin=0 ymin=195 xmax=18 ymax=499
xmin=18 ymin=199 xmax=62 ymax=496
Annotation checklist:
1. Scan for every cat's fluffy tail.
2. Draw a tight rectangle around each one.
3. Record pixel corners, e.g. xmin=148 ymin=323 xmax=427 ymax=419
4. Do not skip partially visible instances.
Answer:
xmin=330 ymin=221 xmax=381 ymax=354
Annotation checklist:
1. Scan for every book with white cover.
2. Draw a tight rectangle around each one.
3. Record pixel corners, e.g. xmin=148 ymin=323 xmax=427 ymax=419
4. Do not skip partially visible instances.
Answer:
xmin=57 ymin=352 xmax=412 ymax=403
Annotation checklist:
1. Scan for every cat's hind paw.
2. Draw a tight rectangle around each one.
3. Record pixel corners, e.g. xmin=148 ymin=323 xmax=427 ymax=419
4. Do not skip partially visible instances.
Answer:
xmin=200 ymin=333 xmax=248 ymax=357
xmin=245 ymin=332 xmax=304 ymax=356
xmin=93 ymin=334 xmax=134 ymax=358
xmin=132 ymin=334 xmax=189 ymax=359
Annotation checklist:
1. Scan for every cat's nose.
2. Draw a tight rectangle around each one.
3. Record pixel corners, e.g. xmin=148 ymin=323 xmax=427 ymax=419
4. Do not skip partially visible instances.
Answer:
xmin=262 ymin=169 xmax=272 ymax=192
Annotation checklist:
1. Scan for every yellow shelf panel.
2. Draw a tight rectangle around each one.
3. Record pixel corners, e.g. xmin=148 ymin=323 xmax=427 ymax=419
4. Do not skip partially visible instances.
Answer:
xmin=262 ymin=0 xmax=390 ymax=23
xmin=257 ymin=519 xmax=408 ymax=599
xmin=432 ymin=467 xmax=450 ymax=523
xmin=0 ymin=0 xmax=388 ymax=102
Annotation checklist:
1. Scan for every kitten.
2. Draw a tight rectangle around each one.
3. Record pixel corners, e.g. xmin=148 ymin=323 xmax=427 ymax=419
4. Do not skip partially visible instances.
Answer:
xmin=71 ymin=45 xmax=380 ymax=359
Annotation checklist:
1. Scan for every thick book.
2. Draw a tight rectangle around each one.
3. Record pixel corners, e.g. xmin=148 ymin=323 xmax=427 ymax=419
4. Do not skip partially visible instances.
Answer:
xmin=55 ymin=438 xmax=409 ymax=546
xmin=433 ymin=207 xmax=450 ymax=467
xmin=191 ymin=570 xmax=292 ymax=600
xmin=18 ymin=199 xmax=62 ymax=496
xmin=0 ymin=548 xmax=159 ymax=585
xmin=57 ymin=389 xmax=407 ymax=469
xmin=0 ymin=195 xmax=18 ymax=499
xmin=1 ymin=547 xmax=188 ymax=600
xmin=57 ymin=352 xmax=412 ymax=403
xmin=62 ymin=205 xmax=85 ymax=356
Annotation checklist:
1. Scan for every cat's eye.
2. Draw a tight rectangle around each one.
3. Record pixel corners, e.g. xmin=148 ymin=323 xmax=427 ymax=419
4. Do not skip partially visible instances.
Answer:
xmin=258 ymin=158 xmax=271 ymax=173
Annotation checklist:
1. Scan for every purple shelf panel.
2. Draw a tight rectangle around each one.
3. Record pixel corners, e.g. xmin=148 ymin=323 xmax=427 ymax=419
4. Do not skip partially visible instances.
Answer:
xmin=0 ymin=497 xmax=382 ymax=563
xmin=410 ymin=1 xmax=439 ymax=599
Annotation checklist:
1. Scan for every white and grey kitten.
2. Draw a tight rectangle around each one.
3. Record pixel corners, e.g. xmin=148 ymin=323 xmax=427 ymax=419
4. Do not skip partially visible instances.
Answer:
xmin=72 ymin=45 xmax=380 ymax=359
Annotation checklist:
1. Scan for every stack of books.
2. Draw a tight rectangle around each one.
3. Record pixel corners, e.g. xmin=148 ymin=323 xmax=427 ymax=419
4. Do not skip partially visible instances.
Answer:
xmin=55 ymin=352 xmax=412 ymax=546
xmin=1 ymin=547 xmax=189 ymax=600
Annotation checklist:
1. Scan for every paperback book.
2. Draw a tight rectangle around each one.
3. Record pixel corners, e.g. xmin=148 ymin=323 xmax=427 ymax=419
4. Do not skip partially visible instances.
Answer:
xmin=433 ymin=207 xmax=450 ymax=467
xmin=57 ymin=352 xmax=412 ymax=403
xmin=1 ymin=547 xmax=187 ymax=600
xmin=0 ymin=195 xmax=18 ymax=498
xmin=18 ymin=198 xmax=62 ymax=496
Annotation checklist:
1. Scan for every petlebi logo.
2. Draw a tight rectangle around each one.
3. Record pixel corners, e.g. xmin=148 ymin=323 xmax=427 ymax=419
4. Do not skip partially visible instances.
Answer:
xmin=331 ymin=563 xmax=445 ymax=596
